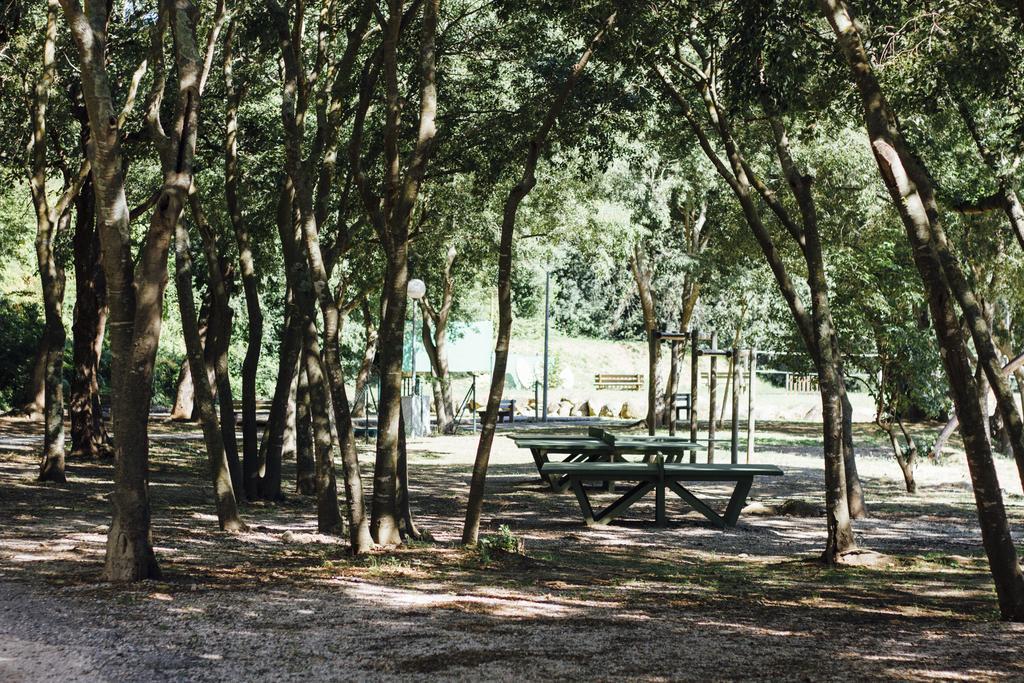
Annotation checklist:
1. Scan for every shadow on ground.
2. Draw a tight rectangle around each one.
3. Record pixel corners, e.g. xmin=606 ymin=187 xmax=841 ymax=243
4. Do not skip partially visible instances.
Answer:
xmin=0 ymin=416 xmax=1022 ymax=681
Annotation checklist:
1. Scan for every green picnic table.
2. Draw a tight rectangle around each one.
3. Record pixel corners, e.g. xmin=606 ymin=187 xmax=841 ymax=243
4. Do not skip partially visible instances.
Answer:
xmin=510 ymin=427 xmax=700 ymax=492
xmin=542 ymin=459 xmax=784 ymax=528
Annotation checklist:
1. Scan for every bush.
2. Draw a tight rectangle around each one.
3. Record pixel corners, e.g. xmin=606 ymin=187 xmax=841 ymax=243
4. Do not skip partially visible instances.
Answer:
xmin=0 ymin=297 xmax=44 ymax=411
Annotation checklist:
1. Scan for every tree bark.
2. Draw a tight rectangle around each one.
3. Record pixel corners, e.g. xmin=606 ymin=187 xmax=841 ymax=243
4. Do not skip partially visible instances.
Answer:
xmin=30 ymin=2 xmax=80 ymax=483
xmin=256 ymin=178 xmax=304 ymax=501
xmin=223 ymin=19 xmax=263 ymax=499
xmin=630 ymin=246 xmax=661 ymax=436
xmin=268 ymin=0 xmax=375 ymax=552
xmin=419 ymin=247 xmax=456 ymax=433
xmin=69 ymin=171 xmax=111 ymax=459
xmin=352 ymin=299 xmax=377 ymax=418
xmin=302 ymin=322 xmax=345 ymax=535
xmin=190 ymin=192 xmax=242 ymax=497
xmin=342 ymin=0 xmax=438 ymax=547
xmin=295 ymin=363 xmax=315 ymax=496
xmin=651 ymin=63 xmax=857 ymax=556
xmin=174 ymin=216 xmax=245 ymax=530
xmin=462 ymin=12 xmax=618 ymax=545
xmin=821 ymin=0 xmax=1024 ymax=619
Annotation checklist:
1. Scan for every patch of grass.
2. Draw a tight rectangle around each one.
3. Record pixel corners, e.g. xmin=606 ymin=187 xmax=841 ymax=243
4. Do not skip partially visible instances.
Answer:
xmin=477 ymin=525 xmax=525 ymax=564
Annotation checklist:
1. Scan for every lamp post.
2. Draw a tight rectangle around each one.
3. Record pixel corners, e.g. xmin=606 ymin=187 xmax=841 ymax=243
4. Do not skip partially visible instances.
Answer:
xmin=542 ymin=271 xmax=550 ymax=421
xmin=407 ymin=278 xmax=426 ymax=397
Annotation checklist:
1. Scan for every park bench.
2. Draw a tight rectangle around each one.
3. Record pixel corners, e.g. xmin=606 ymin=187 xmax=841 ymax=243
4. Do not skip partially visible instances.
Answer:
xmin=541 ymin=459 xmax=783 ymax=528
xmin=511 ymin=427 xmax=699 ymax=491
xmin=479 ymin=398 xmax=516 ymax=424
xmin=594 ymin=373 xmax=644 ymax=391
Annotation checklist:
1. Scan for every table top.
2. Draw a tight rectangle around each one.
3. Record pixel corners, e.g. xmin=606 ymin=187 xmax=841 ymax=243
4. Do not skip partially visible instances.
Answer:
xmin=510 ymin=434 xmax=700 ymax=454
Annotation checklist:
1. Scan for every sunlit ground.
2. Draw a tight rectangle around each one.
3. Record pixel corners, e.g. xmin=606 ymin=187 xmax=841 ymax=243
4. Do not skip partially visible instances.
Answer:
xmin=0 ymin=416 xmax=1022 ymax=681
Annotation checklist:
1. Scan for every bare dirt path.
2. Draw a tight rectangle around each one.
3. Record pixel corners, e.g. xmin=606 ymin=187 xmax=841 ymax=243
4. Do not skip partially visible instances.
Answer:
xmin=1 ymin=417 xmax=1022 ymax=681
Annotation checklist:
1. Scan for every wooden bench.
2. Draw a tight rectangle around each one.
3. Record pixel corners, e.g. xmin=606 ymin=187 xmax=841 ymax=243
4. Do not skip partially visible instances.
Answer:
xmin=594 ymin=373 xmax=643 ymax=391
xmin=479 ymin=399 xmax=515 ymax=424
xmin=540 ymin=459 xmax=783 ymax=528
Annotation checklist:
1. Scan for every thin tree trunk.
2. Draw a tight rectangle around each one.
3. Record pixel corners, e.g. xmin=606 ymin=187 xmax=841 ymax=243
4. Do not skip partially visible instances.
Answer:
xmin=191 ymin=193 xmax=242 ymax=497
xmin=30 ymin=4 xmax=75 ymax=483
xmin=352 ymin=300 xmax=377 ymax=418
xmin=651 ymin=64 xmax=857 ymax=557
xmin=462 ymin=11 xmax=618 ymax=545
xmin=821 ymin=0 xmax=1024 ymax=619
xmin=372 ymin=252 xmax=409 ymax=544
xmin=223 ymin=20 xmax=263 ymax=499
xmin=256 ymin=177 xmax=304 ymax=501
xmin=631 ymin=246 xmax=661 ymax=436
xmin=269 ymin=0 xmax=374 ymax=552
xmin=397 ymin=407 xmax=427 ymax=540
xmin=36 ymin=212 xmax=69 ymax=483
xmin=174 ymin=217 xmax=245 ymax=530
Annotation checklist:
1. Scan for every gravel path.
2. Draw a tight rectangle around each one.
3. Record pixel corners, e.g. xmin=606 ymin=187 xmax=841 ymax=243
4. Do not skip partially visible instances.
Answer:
xmin=1 ymin=417 xmax=1023 ymax=681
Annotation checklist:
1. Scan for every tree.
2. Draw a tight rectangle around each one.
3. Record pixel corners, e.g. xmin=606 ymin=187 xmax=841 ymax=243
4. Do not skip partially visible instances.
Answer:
xmin=819 ymin=0 xmax=1024 ymax=619
xmin=463 ymin=9 xmax=618 ymax=545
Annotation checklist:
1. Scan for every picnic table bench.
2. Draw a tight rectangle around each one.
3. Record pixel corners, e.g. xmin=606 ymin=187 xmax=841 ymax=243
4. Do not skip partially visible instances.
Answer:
xmin=510 ymin=427 xmax=700 ymax=492
xmin=541 ymin=460 xmax=783 ymax=528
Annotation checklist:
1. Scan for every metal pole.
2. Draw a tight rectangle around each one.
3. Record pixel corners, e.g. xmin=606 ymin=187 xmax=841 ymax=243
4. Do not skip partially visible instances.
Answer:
xmin=747 ymin=348 xmax=757 ymax=463
xmin=707 ymin=330 xmax=718 ymax=463
xmin=689 ymin=328 xmax=699 ymax=464
xmin=410 ymin=302 xmax=417 ymax=396
xmin=731 ymin=348 xmax=740 ymax=464
xmin=472 ymin=375 xmax=477 ymax=433
xmin=542 ymin=270 xmax=550 ymax=422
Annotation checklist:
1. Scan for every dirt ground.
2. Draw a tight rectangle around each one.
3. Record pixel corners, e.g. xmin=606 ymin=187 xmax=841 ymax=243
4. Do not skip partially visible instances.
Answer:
xmin=1 ymin=416 xmax=1023 ymax=682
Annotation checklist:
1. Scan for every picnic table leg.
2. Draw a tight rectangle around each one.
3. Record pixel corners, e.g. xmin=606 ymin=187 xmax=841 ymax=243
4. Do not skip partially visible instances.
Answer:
xmin=570 ymin=480 xmax=596 ymax=525
xmin=665 ymin=480 xmax=726 ymax=529
xmin=531 ymin=448 xmax=551 ymax=487
xmin=655 ymin=479 xmax=666 ymax=527
xmin=591 ymin=481 xmax=656 ymax=526
xmin=723 ymin=477 xmax=754 ymax=527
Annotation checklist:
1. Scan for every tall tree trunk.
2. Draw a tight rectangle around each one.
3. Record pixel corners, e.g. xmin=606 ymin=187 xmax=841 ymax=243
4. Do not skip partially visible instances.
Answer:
xmin=630 ymin=246 xmax=661 ymax=436
xmin=651 ymin=64 xmax=857 ymax=557
xmin=30 ymin=3 xmax=76 ymax=483
xmin=372 ymin=252 xmax=409 ymax=544
xmin=70 ymin=174 xmax=111 ymax=459
xmin=35 ymin=211 xmax=70 ymax=483
xmin=256 ymin=179 xmax=304 ymax=501
xmin=223 ymin=19 xmax=263 ymax=498
xmin=174 ymin=217 xmax=245 ymax=530
xmin=191 ymin=193 xmax=242 ymax=497
xmin=397 ymin=407 xmax=427 ymax=540
xmin=462 ymin=12 xmax=617 ymax=545
xmin=821 ymin=0 xmax=1024 ymax=619
xmin=420 ymin=245 xmax=457 ymax=433
xmin=269 ymin=0 xmax=374 ymax=552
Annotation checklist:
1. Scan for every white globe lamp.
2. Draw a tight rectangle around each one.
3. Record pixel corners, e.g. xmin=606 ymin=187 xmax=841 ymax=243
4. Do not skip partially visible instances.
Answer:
xmin=407 ymin=278 xmax=426 ymax=300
